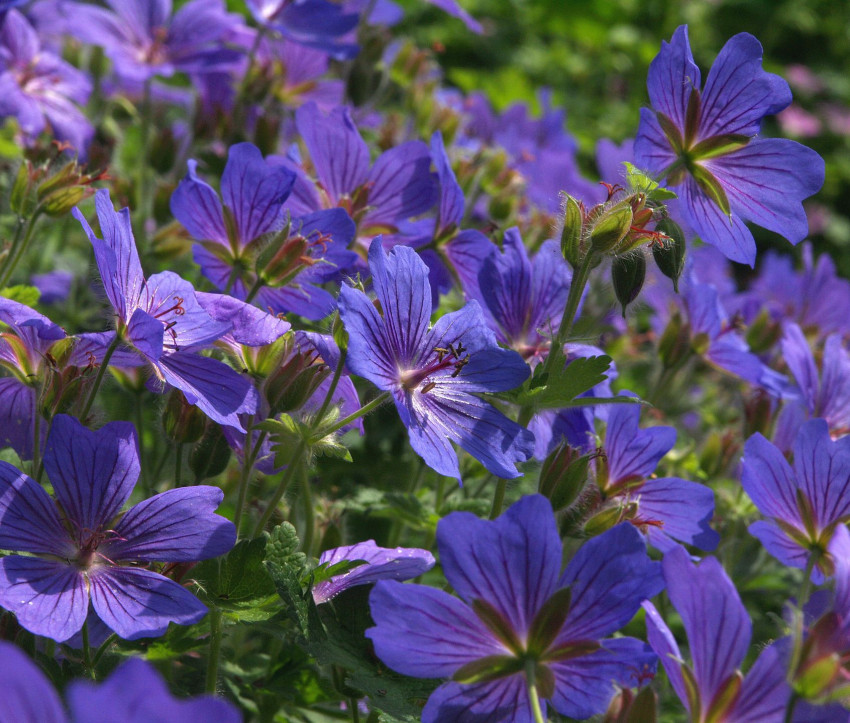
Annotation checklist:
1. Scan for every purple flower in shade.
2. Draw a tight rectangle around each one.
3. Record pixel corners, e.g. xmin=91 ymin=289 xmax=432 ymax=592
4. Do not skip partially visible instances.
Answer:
xmin=596 ymin=138 xmax=635 ymax=184
xmin=0 ymin=641 xmax=241 ymax=723
xmin=0 ymin=297 xmax=143 ymax=460
xmin=73 ymin=189 xmax=258 ymax=430
xmin=66 ymin=0 xmax=242 ymax=82
xmin=643 ymin=546 xmax=790 ymax=723
xmin=171 ymin=142 xmax=357 ymax=321
xmin=635 ymin=25 xmax=824 ymax=266
xmin=419 ymin=0 xmax=482 ymax=33
xmin=775 ymin=323 xmax=850 ymax=450
xmin=338 ymin=239 xmax=534 ymax=480
xmin=590 ymin=393 xmax=719 ymax=552
xmin=0 ymin=414 xmax=235 ymax=642
xmin=647 ymin=268 xmax=788 ymax=395
xmin=741 ymin=419 xmax=850 ymax=582
xmin=286 ymin=103 xmax=438 ymax=247
xmin=31 ymin=270 xmax=74 ymax=304
xmin=246 ymin=0 xmax=359 ymax=59
xmin=367 ymin=495 xmax=663 ymax=722
xmin=0 ymin=9 xmax=93 ymax=153
xmin=737 ymin=244 xmax=850 ymax=339
xmin=457 ymin=90 xmax=602 ymax=213
xmin=311 ymin=540 xmax=435 ymax=604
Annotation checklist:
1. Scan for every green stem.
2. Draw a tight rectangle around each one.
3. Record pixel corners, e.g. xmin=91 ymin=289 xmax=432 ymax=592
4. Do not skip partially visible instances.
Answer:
xmin=349 ymin=697 xmax=361 ymax=723
xmin=314 ymin=351 xmax=347 ymax=423
xmin=135 ymin=78 xmax=153 ymax=229
xmin=252 ymin=442 xmax=305 ymax=537
xmin=308 ymin=392 xmax=389 ymax=444
xmin=82 ymin=620 xmax=94 ymax=679
xmin=490 ymin=478 xmax=507 ymax=520
xmin=783 ymin=692 xmax=799 ymax=723
xmin=234 ymin=426 xmax=267 ymax=537
xmin=136 ymin=394 xmax=152 ymax=495
xmin=0 ymin=216 xmax=25 ymax=289
xmin=205 ymin=608 xmax=223 ymax=694
xmin=174 ymin=443 xmax=183 ymax=488
xmin=244 ymin=276 xmax=265 ymax=304
xmin=0 ymin=212 xmax=41 ymax=290
xmin=526 ymin=661 xmax=546 ymax=723
xmin=31 ymin=407 xmax=41 ymax=480
xmin=90 ymin=633 xmax=117 ymax=668
xmin=539 ymin=251 xmax=595 ymax=380
xmin=80 ymin=335 xmax=121 ymax=420
xmin=300 ymin=462 xmax=314 ymax=556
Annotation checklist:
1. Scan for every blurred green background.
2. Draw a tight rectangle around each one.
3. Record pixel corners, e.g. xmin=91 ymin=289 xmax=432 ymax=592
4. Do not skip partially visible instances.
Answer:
xmin=397 ymin=0 xmax=850 ymax=274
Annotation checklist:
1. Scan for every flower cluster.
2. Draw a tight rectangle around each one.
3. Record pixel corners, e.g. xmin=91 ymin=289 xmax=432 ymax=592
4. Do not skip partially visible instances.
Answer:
xmin=0 ymin=3 xmax=843 ymax=722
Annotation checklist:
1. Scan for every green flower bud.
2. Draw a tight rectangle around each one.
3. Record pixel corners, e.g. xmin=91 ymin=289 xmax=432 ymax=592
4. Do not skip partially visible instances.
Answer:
xmin=538 ymin=443 xmax=590 ymax=512
xmin=612 ymin=253 xmax=646 ymax=318
xmin=583 ymin=503 xmax=623 ymax=537
xmin=589 ymin=203 xmax=633 ymax=254
xmin=658 ymin=312 xmax=692 ymax=369
xmin=652 ymin=219 xmax=686 ymax=292
xmin=559 ymin=194 xmax=584 ymax=268
xmin=189 ymin=422 xmax=232 ymax=483
xmin=162 ymin=389 xmax=207 ymax=444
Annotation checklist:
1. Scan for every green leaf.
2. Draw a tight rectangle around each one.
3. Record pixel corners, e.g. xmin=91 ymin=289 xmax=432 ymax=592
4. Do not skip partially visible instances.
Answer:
xmin=506 ymin=355 xmax=613 ymax=410
xmin=0 ymin=285 xmax=40 ymax=306
xmin=193 ymin=537 xmax=281 ymax=622
xmin=622 ymin=162 xmax=677 ymax=201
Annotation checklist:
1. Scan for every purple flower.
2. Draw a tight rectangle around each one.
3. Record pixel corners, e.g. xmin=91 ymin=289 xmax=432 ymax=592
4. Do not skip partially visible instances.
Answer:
xmin=458 ymin=227 xmax=572 ymax=365
xmin=635 ymin=26 xmax=824 ymax=265
xmin=312 ymin=540 xmax=435 ymax=604
xmin=740 ymin=244 xmax=850 ymax=339
xmin=287 ymin=103 xmax=438 ymax=244
xmin=31 ymin=270 xmax=74 ymax=304
xmin=0 ymin=414 xmax=235 ymax=642
xmin=648 ymin=268 xmax=788 ymax=394
xmin=592 ymin=394 xmax=719 ymax=552
xmin=0 ymin=641 xmax=241 ymax=722
xmin=73 ymin=189 xmax=258 ymax=430
xmin=171 ymin=142 xmax=356 ymax=320
xmin=67 ymin=0 xmax=242 ymax=82
xmin=0 ymin=9 xmax=93 ymax=153
xmin=776 ymin=323 xmax=850 ymax=448
xmin=66 ymin=657 xmax=241 ymax=722
xmin=246 ymin=0 xmax=359 ymax=59
xmin=0 ymin=297 xmax=141 ymax=460
xmin=741 ymin=419 xmax=850 ymax=582
xmin=643 ymin=546 xmax=790 ymax=722
xmin=367 ymin=495 xmax=663 ymax=722
xmin=338 ymin=238 xmax=534 ymax=480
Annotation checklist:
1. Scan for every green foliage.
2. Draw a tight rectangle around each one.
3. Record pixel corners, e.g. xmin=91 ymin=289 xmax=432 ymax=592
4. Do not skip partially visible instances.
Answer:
xmin=0 ymin=284 xmax=40 ymax=306
xmin=264 ymin=525 xmax=438 ymax=719
xmin=193 ymin=537 xmax=281 ymax=623
xmin=504 ymin=355 xmax=614 ymax=409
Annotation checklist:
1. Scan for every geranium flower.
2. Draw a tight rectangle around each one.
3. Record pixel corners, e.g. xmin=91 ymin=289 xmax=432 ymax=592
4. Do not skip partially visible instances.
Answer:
xmin=0 ymin=9 xmax=93 ymax=152
xmin=0 ymin=641 xmax=240 ymax=722
xmin=367 ymin=495 xmax=663 ymax=722
xmin=643 ymin=546 xmax=790 ymax=722
xmin=0 ymin=414 xmax=236 ymax=642
xmin=286 ymin=103 xmax=438 ymax=246
xmin=171 ymin=142 xmax=356 ymax=320
xmin=66 ymin=0 xmax=242 ymax=82
xmin=338 ymin=238 xmax=534 ymax=480
xmin=590 ymin=393 xmax=719 ymax=552
xmin=246 ymin=0 xmax=359 ymax=59
xmin=311 ymin=540 xmax=435 ymax=604
xmin=73 ymin=189 xmax=258 ymax=430
xmin=774 ymin=323 xmax=850 ymax=450
xmin=741 ymin=419 xmax=850 ymax=581
xmin=635 ymin=26 xmax=824 ymax=265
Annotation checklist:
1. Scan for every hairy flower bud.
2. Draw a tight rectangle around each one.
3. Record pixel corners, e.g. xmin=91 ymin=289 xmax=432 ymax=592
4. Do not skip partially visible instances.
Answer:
xmin=538 ymin=443 xmax=589 ymax=512
xmin=652 ymin=219 xmax=686 ymax=292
